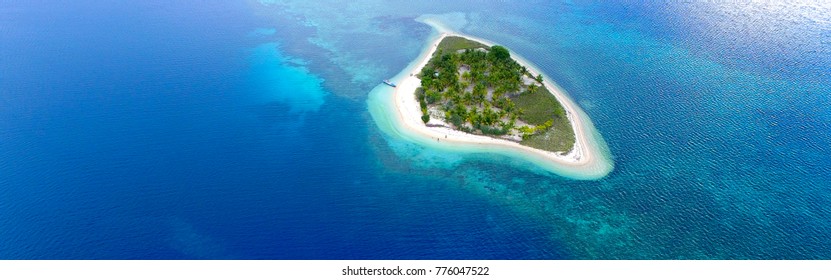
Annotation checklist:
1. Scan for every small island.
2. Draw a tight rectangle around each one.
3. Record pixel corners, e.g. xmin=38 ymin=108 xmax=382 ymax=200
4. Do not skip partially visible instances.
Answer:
xmin=415 ymin=36 xmax=574 ymax=153
xmin=368 ymin=17 xmax=613 ymax=179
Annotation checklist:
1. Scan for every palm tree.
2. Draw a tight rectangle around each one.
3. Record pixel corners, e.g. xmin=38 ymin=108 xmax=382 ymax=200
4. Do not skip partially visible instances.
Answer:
xmin=527 ymin=83 xmax=538 ymax=95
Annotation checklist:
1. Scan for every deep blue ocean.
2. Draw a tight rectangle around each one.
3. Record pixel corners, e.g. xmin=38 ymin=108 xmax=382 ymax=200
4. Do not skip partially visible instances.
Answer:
xmin=1 ymin=1 xmax=830 ymax=259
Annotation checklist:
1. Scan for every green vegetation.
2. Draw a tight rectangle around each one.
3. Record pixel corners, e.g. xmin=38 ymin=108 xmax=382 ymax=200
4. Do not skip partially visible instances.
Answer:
xmin=514 ymin=87 xmax=574 ymax=151
xmin=435 ymin=36 xmax=489 ymax=54
xmin=511 ymin=86 xmax=565 ymax=126
xmin=416 ymin=36 xmax=575 ymax=153
xmin=489 ymin=45 xmax=510 ymax=60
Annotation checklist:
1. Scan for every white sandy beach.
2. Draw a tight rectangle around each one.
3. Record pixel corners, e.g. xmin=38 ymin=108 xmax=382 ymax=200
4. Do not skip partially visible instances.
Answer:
xmin=376 ymin=17 xmax=613 ymax=179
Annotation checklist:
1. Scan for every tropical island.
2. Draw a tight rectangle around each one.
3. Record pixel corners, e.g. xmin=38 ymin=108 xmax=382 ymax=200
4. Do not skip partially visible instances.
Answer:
xmin=415 ymin=36 xmax=574 ymax=153
xmin=367 ymin=17 xmax=613 ymax=179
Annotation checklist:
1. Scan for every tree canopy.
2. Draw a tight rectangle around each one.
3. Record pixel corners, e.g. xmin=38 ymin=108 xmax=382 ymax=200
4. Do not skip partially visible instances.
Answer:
xmin=416 ymin=36 xmax=574 ymax=152
xmin=490 ymin=45 xmax=510 ymax=60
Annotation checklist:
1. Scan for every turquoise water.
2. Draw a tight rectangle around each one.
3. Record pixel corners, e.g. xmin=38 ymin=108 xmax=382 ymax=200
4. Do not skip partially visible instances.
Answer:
xmin=259 ymin=1 xmax=831 ymax=259
xmin=1 ymin=1 xmax=830 ymax=259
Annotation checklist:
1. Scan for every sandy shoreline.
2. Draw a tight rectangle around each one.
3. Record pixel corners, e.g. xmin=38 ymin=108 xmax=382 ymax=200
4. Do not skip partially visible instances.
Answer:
xmin=377 ymin=17 xmax=613 ymax=179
